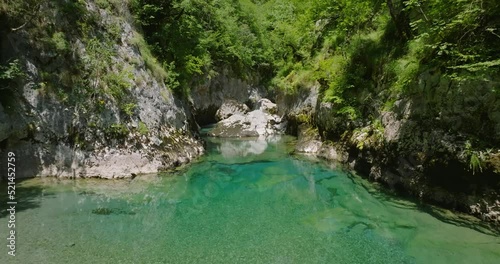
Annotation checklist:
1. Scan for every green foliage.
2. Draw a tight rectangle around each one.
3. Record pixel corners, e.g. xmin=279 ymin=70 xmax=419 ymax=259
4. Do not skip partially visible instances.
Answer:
xmin=130 ymin=0 xmax=270 ymax=92
xmin=130 ymin=32 xmax=173 ymax=86
xmin=389 ymin=35 xmax=427 ymax=93
xmin=0 ymin=59 xmax=25 ymax=81
xmin=0 ymin=0 xmax=41 ymax=30
xmin=51 ymin=32 xmax=70 ymax=53
xmin=404 ymin=0 xmax=500 ymax=78
xmin=95 ymin=0 xmax=111 ymax=10
xmin=105 ymin=68 xmax=133 ymax=101
xmin=462 ymin=140 xmax=491 ymax=175
xmin=294 ymin=113 xmax=312 ymax=125
xmin=107 ymin=20 xmax=123 ymax=41
xmin=449 ymin=59 xmax=500 ymax=72
xmin=138 ymin=121 xmax=149 ymax=135
xmin=469 ymin=153 xmax=483 ymax=175
xmin=107 ymin=123 xmax=129 ymax=139
xmin=337 ymin=106 xmax=359 ymax=121
xmin=121 ymin=103 xmax=136 ymax=117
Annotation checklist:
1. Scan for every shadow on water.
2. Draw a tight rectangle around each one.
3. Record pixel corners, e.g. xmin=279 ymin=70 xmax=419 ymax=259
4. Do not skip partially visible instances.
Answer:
xmin=343 ymin=170 xmax=500 ymax=236
xmin=417 ymin=204 xmax=500 ymax=237
xmin=377 ymin=188 xmax=500 ymax=236
xmin=0 ymin=178 xmax=54 ymax=218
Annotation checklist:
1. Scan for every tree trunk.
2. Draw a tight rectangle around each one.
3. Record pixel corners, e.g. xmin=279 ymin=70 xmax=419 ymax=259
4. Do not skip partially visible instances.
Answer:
xmin=386 ymin=0 xmax=412 ymax=40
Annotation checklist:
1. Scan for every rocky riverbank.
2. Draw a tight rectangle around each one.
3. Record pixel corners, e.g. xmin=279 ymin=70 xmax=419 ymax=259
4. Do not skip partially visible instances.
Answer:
xmin=275 ymin=72 xmax=500 ymax=227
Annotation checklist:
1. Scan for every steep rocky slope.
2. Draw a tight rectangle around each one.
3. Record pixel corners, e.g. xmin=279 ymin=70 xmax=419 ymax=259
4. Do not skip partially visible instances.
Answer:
xmin=0 ymin=1 xmax=203 ymax=179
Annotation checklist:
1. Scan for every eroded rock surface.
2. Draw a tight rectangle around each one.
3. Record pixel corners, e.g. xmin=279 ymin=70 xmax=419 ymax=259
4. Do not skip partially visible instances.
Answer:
xmin=295 ymin=125 xmax=347 ymax=163
xmin=215 ymin=100 xmax=249 ymax=121
xmin=209 ymin=99 xmax=286 ymax=137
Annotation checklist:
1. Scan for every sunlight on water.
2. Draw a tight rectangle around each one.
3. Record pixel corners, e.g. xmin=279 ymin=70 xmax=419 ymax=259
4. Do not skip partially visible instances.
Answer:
xmin=1 ymin=136 xmax=499 ymax=263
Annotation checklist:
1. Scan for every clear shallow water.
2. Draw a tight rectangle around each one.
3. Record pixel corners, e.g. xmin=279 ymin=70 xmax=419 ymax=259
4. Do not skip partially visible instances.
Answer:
xmin=1 ymin=136 xmax=499 ymax=264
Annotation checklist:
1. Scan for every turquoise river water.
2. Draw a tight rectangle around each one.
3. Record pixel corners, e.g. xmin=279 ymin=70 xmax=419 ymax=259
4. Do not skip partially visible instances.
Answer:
xmin=1 ymin=136 xmax=499 ymax=263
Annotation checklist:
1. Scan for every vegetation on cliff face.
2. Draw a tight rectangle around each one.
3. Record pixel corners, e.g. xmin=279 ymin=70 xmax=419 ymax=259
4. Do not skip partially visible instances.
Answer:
xmin=128 ymin=0 xmax=500 ymax=118
xmin=2 ymin=0 xmax=133 ymax=116
xmin=4 ymin=0 xmax=498 ymax=104
xmin=129 ymin=0 xmax=270 ymax=94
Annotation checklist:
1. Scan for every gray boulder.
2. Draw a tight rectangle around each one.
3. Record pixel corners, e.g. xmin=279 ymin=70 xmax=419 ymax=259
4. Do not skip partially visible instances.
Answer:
xmin=215 ymin=100 xmax=249 ymax=121
xmin=209 ymin=98 xmax=285 ymax=137
xmin=255 ymin=98 xmax=277 ymax=114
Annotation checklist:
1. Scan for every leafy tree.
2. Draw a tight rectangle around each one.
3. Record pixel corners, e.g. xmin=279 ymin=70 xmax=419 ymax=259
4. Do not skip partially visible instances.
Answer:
xmin=130 ymin=0 xmax=269 ymax=92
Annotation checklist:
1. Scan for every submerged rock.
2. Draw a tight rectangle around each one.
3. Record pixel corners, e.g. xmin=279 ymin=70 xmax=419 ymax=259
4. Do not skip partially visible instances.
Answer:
xmin=92 ymin=207 xmax=114 ymax=215
xmin=218 ymin=139 xmax=269 ymax=157
xmin=92 ymin=207 xmax=136 ymax=216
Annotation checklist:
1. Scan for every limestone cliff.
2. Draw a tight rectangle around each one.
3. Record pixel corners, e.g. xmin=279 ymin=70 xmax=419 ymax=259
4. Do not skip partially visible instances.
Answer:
xmin=0 ymin=1 xmax=203 ymax=179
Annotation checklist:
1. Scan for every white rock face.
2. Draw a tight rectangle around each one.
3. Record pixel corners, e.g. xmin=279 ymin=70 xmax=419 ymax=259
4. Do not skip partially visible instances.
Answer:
xmin=209 ymin=99 xmax=286 ymax=137
xmin=189 ymin=66 xmax=267 ymax=125
xmin=255 ymin=98 xmax=277 ymax=114
xmin=381 ymin=111 xmax=403 ymax=142
xmin=296 ymin=139 xmax=323 ymax=153
xmin=215 ymin=100 xmax=249 ymax=121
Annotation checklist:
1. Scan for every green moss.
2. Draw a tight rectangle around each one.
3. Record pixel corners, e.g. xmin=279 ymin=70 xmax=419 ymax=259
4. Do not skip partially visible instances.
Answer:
xmin=296 ymin=113 xmax=312 ymax=125
xmin=95 ymin=0 xmax=111 ymax=10
xmin=130 ymin=32 xmax=169 ymax=83
xmin=121 ymin=103 xmax=136 ymax=117
xmin=106 ymin=123 xmax=129 ymax=139
xmin=51 ymin=32 xmax=69 ymax=53
xmin=138 ymin=121 xmax=149 ymax=135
